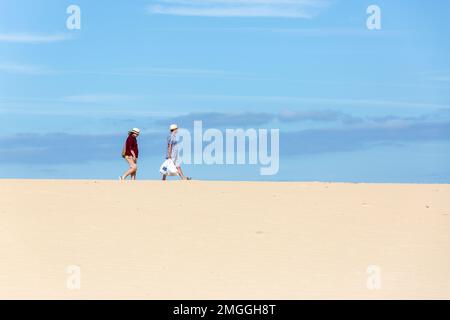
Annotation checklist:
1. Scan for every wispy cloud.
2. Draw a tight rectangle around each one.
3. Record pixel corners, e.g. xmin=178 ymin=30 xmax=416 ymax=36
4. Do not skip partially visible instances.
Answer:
xmin=0 ymin=132 xmax=166 ymax=165
xmin=154 ymin=110 xmax=359 ymax=129
xmin=75 ymin=67 xmax=259 ymax=79
xmin=182 ymin=94 xmax=450 ymax=109
xmin=281 ymin=121 xmax=450 ymax=156
xmin=155 ymin=110 xmax=448 ymax=128
xmin=278 ymin=110 xmax=362 ymax=124
xmin=0 ymin=33 xmax=71 ymax=44
xmin=221 ymin=27 xmax=374 ymax=36
xmin=0 ymin=63 xmax=52 ymax=75
xmin=418 ymin=70 xmax=450 ymax=83
xmin=158 ymin=111 xmax=275 ymax=127
xmin=2 ymin=119 xmax=450 ymax=165
xmin=62 ymin=94 xmax=139 ymax=104
xmin=147 ymin=0 xmax=330 ymax=18
xmin=149 ymin=26 xmax=390 ymax=37
xmin=429 ymin=76 xmax=450 ymax=82
xmin=0 ymin=64 xmax=261 ymax=79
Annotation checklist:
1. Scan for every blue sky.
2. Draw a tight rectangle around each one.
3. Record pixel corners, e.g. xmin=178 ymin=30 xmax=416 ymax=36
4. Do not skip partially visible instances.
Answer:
xmin=0 ymin=0 xmax=449 ymax=182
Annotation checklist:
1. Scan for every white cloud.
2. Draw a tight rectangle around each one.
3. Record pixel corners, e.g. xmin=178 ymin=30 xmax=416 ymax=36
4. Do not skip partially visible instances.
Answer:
xmin=0 ymin=33 xmax=71 ymax=44
xmin=147 ymin=0 xmax=330 ymax=18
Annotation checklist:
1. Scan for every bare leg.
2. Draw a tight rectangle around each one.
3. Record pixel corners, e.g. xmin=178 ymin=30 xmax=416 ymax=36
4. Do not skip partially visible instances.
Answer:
xmin=177 ymin=166 xmax=186 ymax=180
xmin=162 ymin=174 xmax=167 ymax=181
xmin=131 ymin=159 xmax=138 ymax=180
xmin=121 ymin=157 xmax=137 ymax=180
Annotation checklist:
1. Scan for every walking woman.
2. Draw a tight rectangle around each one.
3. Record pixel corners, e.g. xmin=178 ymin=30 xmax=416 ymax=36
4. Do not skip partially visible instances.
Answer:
xmin=120 ymin=128 xmax=140 ymax=180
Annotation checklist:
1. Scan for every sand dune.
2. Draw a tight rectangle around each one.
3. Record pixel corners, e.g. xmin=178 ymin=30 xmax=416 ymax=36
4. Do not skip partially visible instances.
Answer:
xmin=0 ymin=179 xmax=449 ymax=299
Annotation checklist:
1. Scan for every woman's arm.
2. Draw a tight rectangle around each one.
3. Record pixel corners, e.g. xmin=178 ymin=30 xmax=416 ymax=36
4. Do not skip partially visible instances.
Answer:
xmin=130 ymin=138 xmax=137 ymax=160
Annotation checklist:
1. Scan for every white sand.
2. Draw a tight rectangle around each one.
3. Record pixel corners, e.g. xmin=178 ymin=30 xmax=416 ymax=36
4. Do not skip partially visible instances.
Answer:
xmin=0 ymin=180 xmax=449 ymax=299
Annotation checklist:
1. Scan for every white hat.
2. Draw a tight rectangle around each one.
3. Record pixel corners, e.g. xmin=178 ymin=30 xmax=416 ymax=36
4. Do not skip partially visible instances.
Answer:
xmin=169 ymin=124 xmax=178 ymax=131
xmin=130 ymin=128 xmax=140 ymax=134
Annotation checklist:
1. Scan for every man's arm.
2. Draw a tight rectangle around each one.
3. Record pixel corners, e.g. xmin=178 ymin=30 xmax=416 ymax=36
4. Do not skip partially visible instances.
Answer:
xmin=167 ymin=143 xmax=172 ymax=159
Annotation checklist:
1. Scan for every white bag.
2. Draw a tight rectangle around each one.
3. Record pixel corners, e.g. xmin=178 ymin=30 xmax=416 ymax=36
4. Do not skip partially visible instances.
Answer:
xmin=160 ymin=159 xmax=178 ymax=176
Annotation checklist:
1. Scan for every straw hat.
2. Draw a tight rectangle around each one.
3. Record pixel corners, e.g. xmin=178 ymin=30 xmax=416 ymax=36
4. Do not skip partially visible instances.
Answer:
xmin=169 ymin=124 xmax=178 ymax=131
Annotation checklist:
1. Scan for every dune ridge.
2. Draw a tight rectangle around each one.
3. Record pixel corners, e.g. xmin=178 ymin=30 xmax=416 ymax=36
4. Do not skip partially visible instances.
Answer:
xmin=1 ymin=179 xmax=449 ymax=299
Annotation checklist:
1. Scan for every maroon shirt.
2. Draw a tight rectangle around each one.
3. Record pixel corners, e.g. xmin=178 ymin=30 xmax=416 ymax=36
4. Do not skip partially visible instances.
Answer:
xmin=125 ymin=135 xmax=139 ymax=158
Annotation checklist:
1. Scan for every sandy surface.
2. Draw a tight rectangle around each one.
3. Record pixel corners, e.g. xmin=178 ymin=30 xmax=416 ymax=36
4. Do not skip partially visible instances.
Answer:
xmin=0 ymin=179 xmax=449 ymax=299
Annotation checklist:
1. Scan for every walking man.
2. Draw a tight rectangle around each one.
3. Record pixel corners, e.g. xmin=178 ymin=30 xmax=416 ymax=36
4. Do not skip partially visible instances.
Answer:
xmin=162 ymin=124 xmax=190 ymax=180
